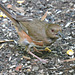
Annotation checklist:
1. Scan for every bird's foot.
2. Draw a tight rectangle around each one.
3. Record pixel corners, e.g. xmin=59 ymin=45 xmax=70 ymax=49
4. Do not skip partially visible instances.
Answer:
xmin=33 ymin=47 xmax=42 ymax=54
xmin=28 ymin=51 xmax=48 ymax=64
xmin=33 ymin=47 xmax=51 ymax=53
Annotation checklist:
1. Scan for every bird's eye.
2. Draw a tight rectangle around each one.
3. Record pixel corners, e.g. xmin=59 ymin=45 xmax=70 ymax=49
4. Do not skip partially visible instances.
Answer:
xmin=51 ymin=29 xmax=54 ymax=32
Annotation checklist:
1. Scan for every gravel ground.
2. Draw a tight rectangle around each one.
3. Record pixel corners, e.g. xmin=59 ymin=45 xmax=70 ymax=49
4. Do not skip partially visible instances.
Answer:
xmin=0 ymin=0 xmax=75 ymax=75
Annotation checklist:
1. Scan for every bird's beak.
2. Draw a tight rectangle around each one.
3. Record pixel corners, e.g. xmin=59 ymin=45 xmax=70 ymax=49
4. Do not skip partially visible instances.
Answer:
xmin=58 ymin=31 xmax=65 ymax=39
xmin=58 ymin=31 xmax=62 ymax=37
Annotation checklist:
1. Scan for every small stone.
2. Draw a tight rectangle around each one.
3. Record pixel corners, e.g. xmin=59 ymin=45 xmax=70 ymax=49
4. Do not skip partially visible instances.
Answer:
xmin=27 ymin=65 xmax=32 ymax=69
xmin=70 ymin=64 xmax=75 ymax=66
xmin=2 ymin=29 xmax=6 ymax=31
xmin=9 ymin=56 xmax=12 ymax=61
xmin=9 ymin=32 xmax=12 ymax=37
xmin=27 ymin=69 xmax=31 ymax=72
xmin=58 ymin=72 xmax=63 ymax=74
xmin=65 ymin=36 xmax=72 ymax=40
xmin=9 ymin=44 xmax=14 ymax=48
xmin=3 ymin=19 xmax=8 ymax=21
xmin=27 ymin=61 xmax=31 ymax=64
xmin=21 ymin=57 xmax=23 ymax=60
xmin=10 ymin=65 xmax=16 ymax=68
xmin=69 ymin=3 xmax=73 ymax=6
xmin=69 ymin=69 xmax=74 ymax=73
xmin=9 ymin=69 xmax=12 ymax=73
xmin=25 ymin=63 xmax=27 ymax=66
xmin=74 ymin=4 xmax=75 ymax=7
xmin=2 ymin=24 xmax=6 ymax=27
xmin=56 ymin=10 xmax=62 ymax=14
xmin=71 ymin=32 xmax=75 ymax=36
xmin=32 ymin=66 xmax=39 ymax=71
xmin=2 ymin=0 xmax=7 ymax=3
xmin=65 ymin=22 xmax=71 ymax=27
xmin=39 ymin=69 xmax=44 ymax=73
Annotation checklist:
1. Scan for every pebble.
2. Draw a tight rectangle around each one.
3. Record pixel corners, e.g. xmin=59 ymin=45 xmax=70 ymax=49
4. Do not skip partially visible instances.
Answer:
xmin=9 ymin=44 xmax=14 ymax=48
xmin=27 ymin=61 xmax=31 ymax=64
xmin=9 ymin=56 xmax=12 ymax=61
xmin=70 ymin=64 xmax=75 ymax=66
xmin=56 ymin=10 xmax=62 ymax=14
xmin=27 ymin=65 xmax=32 ymax=69
xmin=10 ymin=65 xmax=16 ymax=68
xmin=2 ymin=29 xmax=6 ymax=31
xmin=2 ymin=0 xmax=7 ymax=3
xmin=69 ymin=3 xmax=73 ymax=6
xmin=2 ymin=24 xmax=6 ymax=27
xmin=8 ymin=33 xmax=12 ymax=37
xmin=56 ymin=71 xmax=63 ymax=74
xmin=27 ymin=69 xmax=31 ymax=72
xmin=9 ymin=69 xmax=12 ymax=73
xmin=32 ymin=66 xmax=39 ymax=71
xmin=65 ymin=36 xmax=72 ymax=40
xmin=65 ymin=22 xmax=71 ymax=27
xmin=39 ymin=69 xmax=44 ymax=73
xmin=69 ymin=69 xmax=74 ymax=73
xmin=71 ymin=31 xmax=75 ymax=36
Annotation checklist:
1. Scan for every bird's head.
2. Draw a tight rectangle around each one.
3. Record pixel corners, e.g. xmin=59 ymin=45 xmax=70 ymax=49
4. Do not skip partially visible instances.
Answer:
xmin=46 ymin=24 xmax=62 ymax=39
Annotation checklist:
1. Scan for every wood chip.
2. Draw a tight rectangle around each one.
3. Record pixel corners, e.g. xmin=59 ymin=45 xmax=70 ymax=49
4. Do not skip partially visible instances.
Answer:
xmin=41 ymin=10 xmax=48 ymax=21
xmin=23 ymin=56 xmax=31 ymax=60
xmin=63 ymin=58 xmax=75 ymax=62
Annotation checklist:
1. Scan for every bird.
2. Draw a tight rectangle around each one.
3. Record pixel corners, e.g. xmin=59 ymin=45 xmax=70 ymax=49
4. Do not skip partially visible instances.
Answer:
xmin=0 ymin=3 xmax=62 ymax=63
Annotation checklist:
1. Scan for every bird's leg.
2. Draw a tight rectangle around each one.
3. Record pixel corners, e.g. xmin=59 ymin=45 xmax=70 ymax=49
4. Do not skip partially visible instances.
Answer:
xmin=33 ymin=47 xmax=51 ymax=53
xmin=28 ymin=51 xmax=48 ymax=64
xmin=27 ymin=45 xmax=48 ymax=64
xmin=33 ymin=47 xmax=42 ymax=54
xmin=16 ymin=30 xmax=48 ymax=63
xmin=39 ymin=47 xmax=51 ymax=52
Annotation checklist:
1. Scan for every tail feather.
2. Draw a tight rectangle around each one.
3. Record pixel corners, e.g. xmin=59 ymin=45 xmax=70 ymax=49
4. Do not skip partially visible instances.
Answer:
xmin=0 ymin=3 xmax=18 ymax=25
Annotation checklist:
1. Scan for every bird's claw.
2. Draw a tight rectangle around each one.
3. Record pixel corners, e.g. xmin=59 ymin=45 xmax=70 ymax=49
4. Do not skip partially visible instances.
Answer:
xmin=28 ymin=51 xmax=48 ymax=64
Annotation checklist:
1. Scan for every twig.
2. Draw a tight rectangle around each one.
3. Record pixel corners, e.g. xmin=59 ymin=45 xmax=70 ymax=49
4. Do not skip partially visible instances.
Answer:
xmin=63 ymin=58 xmax=75 ymax=62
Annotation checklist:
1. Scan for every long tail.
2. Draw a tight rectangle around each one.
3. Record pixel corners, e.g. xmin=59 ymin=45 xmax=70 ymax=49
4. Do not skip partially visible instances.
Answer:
xmin=0 ymin=2 xmax=23 ymax=32
xmin=0 ymin=2 xmax=18 ymax=25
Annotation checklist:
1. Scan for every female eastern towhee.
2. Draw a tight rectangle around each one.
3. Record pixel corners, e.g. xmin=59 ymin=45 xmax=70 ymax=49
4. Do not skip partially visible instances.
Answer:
xmin=0 ymin=3 xmax=62 ymax=63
